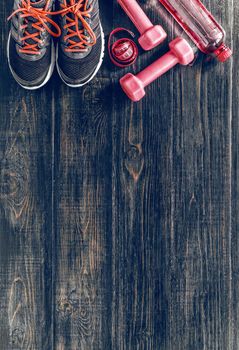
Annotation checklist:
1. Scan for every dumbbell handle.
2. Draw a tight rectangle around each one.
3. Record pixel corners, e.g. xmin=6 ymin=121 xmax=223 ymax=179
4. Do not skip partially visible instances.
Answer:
xmin=137 ymin=52 xmax=179 ymax=86
xmin=118 ymin=0 xmax=154 ymax=34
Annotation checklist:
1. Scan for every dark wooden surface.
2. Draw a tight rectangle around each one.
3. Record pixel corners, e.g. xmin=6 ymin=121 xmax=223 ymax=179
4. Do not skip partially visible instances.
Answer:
xmin=0 ymin=0 xmax=238 ymax=349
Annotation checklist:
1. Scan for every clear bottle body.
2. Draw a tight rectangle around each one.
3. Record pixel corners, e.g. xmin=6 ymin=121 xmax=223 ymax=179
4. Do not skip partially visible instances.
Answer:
xmin=159 ymin=0 xmax=232 ymax=61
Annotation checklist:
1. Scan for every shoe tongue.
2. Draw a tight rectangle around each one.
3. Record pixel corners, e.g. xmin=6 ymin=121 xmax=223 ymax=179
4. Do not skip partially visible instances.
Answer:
xmin=66 ymin=0 xmax=92 ymax=45
xmin=22 ymin=0 xmax=48 ymax=48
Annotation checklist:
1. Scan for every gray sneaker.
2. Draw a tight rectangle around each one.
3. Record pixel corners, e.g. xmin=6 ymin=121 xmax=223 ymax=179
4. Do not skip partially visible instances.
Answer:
xmin=56 ymin=0 xmax=104 ymax=87
xmin=7 ymin=0 xmax=58 ymax=90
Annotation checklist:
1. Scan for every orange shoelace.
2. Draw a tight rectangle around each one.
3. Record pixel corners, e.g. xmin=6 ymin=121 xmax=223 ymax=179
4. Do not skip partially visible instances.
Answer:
xmin=8 ymin=0 xmax=97 ymax=55
xmin=59 ymin=0 xmax=97 ymax=53
xmin=8 ymin=0 xmax=61 ymax=55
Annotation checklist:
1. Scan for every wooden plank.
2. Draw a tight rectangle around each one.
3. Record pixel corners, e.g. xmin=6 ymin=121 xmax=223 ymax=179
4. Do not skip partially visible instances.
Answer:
xmin=52 ymin=4 xmax=114 ymax=349
xmin=53 ymin=83 xmax=113 ymax=349
xmin=0 ymin=66 xmax=54 ymax=350
xmin=0 ymin=5 xmax=54 ymax=350
xmin=231 ymin=1 xmax=239 ymax=349
xmin=161 ymin=1 xmax=234 ymax=348
xmin=111 ymin=0 xmax=235 ymax=349
xmin=111 ymin=4 xmax=171 ymax=349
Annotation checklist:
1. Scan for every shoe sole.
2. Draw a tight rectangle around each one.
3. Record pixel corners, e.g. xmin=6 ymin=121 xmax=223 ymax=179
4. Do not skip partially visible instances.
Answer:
xmin=56 ymin=23 xmax=105 ymax=88
xmin=7 ymin=33 xmax=55 ymax=91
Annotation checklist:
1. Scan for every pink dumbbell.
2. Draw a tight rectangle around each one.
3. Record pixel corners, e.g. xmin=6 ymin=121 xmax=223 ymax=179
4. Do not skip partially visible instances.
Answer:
xmin=118 ymin=0 xmax=167 ymax=50
xmin=120 ymin=37 xmax=195 ymax=102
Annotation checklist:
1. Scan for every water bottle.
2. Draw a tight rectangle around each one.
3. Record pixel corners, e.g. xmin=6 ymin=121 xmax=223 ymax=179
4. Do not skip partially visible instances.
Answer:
xmin=159 ymin=0 xmax=232 ymax=62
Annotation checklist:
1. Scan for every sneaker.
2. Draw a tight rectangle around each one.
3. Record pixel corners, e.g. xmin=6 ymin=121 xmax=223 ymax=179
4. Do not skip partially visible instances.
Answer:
xmin=56 ymin=0 xmax=104 ymax=87
xmin=7 ymin=0 xmax=60 ymax=90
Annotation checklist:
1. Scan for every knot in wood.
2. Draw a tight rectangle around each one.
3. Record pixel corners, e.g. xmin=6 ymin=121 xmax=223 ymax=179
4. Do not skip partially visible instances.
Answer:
xmin=125 ymin=146 xmax=144 ymax=181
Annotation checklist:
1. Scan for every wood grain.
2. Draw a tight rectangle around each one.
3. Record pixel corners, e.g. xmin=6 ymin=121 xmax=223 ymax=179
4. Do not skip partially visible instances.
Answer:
xmin=52 ymin=80 xmax=112 ymax=350
xmin=0 ymin=78 xmax=54 ymax=349
xmin=111 ymin=0 xmax=235 ymax=349
xmin=0 ymin=0 xmax=238 ymax=349
xmin=0 ymin=5 xmax=54 ymax=350
xmin=231 ymin=1 xmax=239 ymax=350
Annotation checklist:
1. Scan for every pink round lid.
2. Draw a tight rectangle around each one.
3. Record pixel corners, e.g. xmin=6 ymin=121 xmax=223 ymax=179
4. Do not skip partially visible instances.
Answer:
xmin=215 ymin=43 xmax=232 ymax=62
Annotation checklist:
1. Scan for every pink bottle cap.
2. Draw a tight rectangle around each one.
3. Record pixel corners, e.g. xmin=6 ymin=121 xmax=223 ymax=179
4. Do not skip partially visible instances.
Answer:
xmin=214 ymin=43 xmax=232 ymax=62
